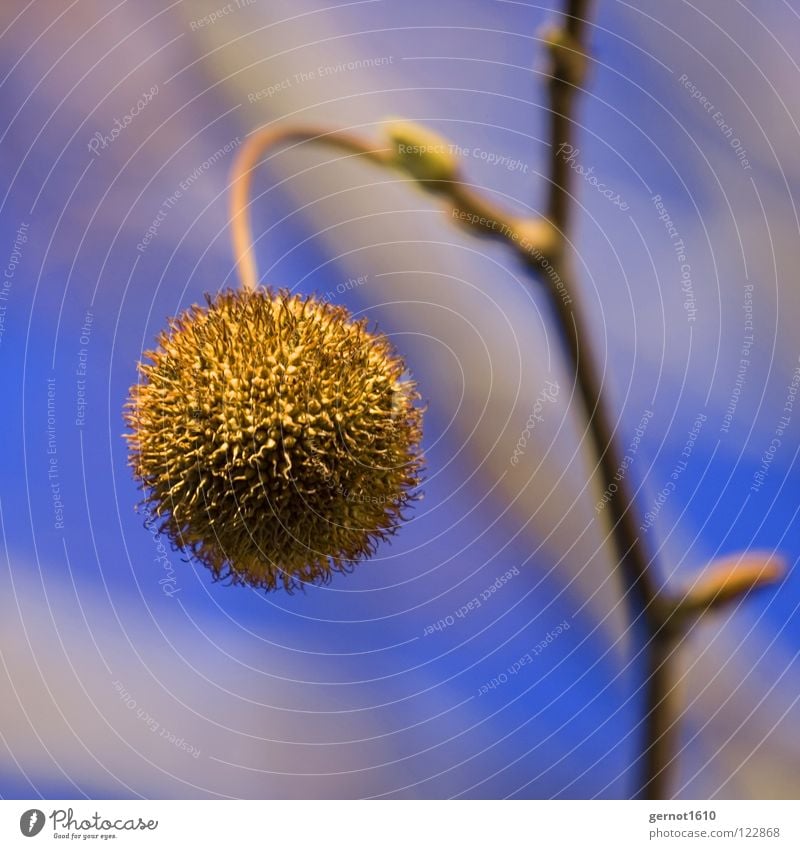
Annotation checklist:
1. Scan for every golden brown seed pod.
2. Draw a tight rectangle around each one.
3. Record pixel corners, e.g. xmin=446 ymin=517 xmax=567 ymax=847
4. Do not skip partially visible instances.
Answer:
xmin=124 ymin=288 xmax=423 ymax=592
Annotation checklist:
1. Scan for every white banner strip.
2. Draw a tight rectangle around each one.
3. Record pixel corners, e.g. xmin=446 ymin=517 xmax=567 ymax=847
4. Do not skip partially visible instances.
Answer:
xmin=2 ymin=799 xmax=798 ymax=847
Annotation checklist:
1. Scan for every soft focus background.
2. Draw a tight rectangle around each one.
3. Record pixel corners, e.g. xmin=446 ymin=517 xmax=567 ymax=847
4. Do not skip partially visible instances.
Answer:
xmin=0 ymin=0 xmax=799 ymax=799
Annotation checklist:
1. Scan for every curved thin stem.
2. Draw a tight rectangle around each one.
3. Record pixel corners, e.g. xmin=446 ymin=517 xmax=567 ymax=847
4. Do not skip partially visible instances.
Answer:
xmin=229 ymin=125 xmax=391 ymax=291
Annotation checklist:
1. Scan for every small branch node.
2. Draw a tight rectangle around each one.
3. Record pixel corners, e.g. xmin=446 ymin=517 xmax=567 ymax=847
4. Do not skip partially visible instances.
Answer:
xmin=385 ymin=120 xmax=461 ymax=188
xmin=668 ymin=552 xmax=786 ymax=627
xmin=541 ymin=24 xmax=589 ymax=89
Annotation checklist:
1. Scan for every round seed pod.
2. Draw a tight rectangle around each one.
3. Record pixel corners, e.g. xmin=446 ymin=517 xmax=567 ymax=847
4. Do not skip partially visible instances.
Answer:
xmin=125 ymin=288 xmax=423 ymax=592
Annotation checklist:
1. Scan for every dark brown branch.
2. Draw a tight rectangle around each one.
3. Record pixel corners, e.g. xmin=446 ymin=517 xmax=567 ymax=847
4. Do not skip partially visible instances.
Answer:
xmin=538 ymin=0 xmax=681 ymax=800
xmin=544 ymin=0 xmax=590 ymax=232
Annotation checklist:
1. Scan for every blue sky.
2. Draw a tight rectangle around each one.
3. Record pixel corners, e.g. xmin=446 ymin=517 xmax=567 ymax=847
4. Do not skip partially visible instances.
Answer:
xmin=0 ymin=0 xmax=798 ymax=799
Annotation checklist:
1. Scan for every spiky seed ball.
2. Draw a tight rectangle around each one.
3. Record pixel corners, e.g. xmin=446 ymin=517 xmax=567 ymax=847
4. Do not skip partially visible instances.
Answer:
xmin=125 ymin=288 xmax=423 ymax=592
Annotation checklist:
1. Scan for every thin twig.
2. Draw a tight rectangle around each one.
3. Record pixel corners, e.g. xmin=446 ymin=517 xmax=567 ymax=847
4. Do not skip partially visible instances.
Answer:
xmin=536 ymin=0 xmax=683 ymax=800
xmin=530 ymin=0 xmax=787 ymax=799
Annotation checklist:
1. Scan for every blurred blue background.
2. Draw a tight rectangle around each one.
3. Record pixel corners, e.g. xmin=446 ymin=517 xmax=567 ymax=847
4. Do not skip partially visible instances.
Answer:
xmin=0 ymin=0 xmax=798 ymax=799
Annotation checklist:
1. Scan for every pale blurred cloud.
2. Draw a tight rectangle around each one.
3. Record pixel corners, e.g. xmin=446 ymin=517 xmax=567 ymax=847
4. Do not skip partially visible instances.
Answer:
xmin=0 ymin=562 xmax=411 ymax=798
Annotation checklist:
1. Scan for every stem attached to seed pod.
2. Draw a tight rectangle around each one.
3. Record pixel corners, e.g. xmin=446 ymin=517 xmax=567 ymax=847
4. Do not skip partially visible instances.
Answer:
xmin=229 ymin=123 xmax=560 ymax=292
xmin=229 ymin=126 xmax=392 ymax=291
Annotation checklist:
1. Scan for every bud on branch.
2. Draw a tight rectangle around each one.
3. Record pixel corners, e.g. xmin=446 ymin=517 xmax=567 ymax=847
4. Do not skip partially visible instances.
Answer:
xmin=386 ymin=120 xmax=461 ymax=186
xmin=668 ymin=552 xmax=786 ymax=627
